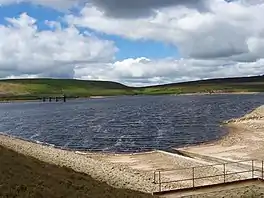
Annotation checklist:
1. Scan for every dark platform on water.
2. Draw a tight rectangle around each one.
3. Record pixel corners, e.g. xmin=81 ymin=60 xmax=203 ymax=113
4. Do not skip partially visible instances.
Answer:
xmin=42 ymin=95 xmax=66 ymax=102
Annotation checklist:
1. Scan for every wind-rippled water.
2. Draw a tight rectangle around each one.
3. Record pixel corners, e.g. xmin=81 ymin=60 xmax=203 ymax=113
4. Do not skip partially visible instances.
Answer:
xmin=0 ymin=94 xmax=263 ymax=153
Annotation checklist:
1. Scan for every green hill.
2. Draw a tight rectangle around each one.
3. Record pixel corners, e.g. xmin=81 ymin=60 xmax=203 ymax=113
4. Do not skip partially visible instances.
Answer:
xmin=0 ymin=76 xmax=264 ymax=100
xmin=0 ymin=78 xmax=133 ymax=100
xmin=138 ymin=75 xmax=264 ymax=95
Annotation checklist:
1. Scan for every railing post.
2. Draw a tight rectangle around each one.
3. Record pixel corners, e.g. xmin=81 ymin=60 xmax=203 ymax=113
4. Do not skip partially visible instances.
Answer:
xmin=223 ymin=163 xmax=226 ymax=183
xmin=153 ymin=171 xmax=156 ymax=184
xmin=261 ymin=160 xmax=263 ymax=180
xmin=159 ymin=171 xmax=161 ymax=192
xmin=192 ymin=167 xmax=195 ymax=188
xmin=252 ymin=160 xmax=254 ymax=179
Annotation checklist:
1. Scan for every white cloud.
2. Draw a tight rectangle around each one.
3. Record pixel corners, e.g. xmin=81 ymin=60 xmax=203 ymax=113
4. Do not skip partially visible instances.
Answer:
xmin=6 ymin=74 xmax=39 ymax=79
xmin=67 ymin=0 xmax=264 ymax=62
xmin=1 ymin=0 xmax=264 ymax=86
xmin=0 ymin=13 xmax=117 ymax=79
xmin=75 ymin=57 xmax=264 ymax=86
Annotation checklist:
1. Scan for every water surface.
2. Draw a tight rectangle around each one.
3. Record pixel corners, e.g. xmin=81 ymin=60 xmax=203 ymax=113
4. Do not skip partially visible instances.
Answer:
xmin=0 ymin=94 xmax=263 ymax=153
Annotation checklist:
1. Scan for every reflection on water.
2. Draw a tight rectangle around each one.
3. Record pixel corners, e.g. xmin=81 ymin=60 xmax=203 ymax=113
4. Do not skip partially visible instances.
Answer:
xmin=0 ymin=94 xmax=263 ymax=153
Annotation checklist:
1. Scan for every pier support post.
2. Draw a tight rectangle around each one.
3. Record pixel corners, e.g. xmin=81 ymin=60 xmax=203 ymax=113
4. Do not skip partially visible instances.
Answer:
xmin=252 ymin=160 xmax=254 ymax=179
xmin=158 ymin=171 xmax=161 ymax=192
xmin=192 ymin=167 xmax=195 ymax=188
xmin=261 ymin=160 xmax=263 ymax=180
xmin=223 ymin=163 xmax=226 ymax=183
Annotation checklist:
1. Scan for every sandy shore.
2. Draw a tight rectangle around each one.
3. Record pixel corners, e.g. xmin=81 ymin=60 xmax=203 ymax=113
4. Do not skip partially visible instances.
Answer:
xmin=177 ymin=105 xmax=264 ymax=162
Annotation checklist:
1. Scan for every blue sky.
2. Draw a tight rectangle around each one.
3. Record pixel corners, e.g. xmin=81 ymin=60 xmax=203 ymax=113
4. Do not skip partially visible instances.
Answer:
xmin=111 ymin=38 xmax=179 ymax=60
xmin=0 ymin=2 xmax=179 ymax=61
xmin=0 ymin=3 xmax=62 ymax=25
xmin=0 ymin=0 xmax=264 ymax=85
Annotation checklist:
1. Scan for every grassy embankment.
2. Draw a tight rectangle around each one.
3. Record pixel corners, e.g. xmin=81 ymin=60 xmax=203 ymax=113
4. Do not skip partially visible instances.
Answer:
xmin=0 ymin=145 xmax=154 ymax=198
xmin=0 ymin=75 xmax=264 ymax=100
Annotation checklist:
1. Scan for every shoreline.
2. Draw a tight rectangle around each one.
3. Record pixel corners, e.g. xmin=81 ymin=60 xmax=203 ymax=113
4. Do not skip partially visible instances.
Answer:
xmin=0 ymin=133 xmax=160 ymax=155
xmin=0 ymin=92 xmax=261 ymax=103
xmin=177 ymin=105 xmax=264 ymax=162
xmin=177 ymin=92 xmax=260 ymax=96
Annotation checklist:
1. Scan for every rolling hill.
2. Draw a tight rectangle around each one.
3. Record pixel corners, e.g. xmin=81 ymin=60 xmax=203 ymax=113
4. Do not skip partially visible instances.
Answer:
xmin=0 ymin=78 xmax=133 ymax=100
xmin=139 ymin=75 xmax=264 ymax=95
xmin=0 ymin=76 xmax=263 ymax=100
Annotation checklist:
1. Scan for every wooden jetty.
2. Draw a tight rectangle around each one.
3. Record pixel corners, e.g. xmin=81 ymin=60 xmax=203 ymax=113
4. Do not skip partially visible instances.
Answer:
xmin=42 ymin=95 xmax=66 ymax=102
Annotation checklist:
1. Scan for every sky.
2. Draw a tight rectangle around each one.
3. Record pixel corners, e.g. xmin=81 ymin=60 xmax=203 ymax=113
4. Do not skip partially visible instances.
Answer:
xmin=0 ymin=0 xmax=264 ymax=86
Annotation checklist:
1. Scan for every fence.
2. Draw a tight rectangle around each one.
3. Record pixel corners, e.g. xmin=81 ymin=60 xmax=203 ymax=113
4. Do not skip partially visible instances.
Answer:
xmin=153 ymin=160 xmax=264 ymax=192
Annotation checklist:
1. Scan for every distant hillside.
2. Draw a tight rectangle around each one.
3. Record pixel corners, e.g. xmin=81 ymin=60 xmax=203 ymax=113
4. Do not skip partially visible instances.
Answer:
xmin=139 ymin=75 xmax=264 ymax=95
xmin=0 ymin=76 xmax=263 ymax=100
xmin=0 ymin=78 xmax=133 ymax=100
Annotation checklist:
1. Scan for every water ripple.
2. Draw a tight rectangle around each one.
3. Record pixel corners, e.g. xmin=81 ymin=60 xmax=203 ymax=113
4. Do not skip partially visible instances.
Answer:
xmin=0 ymin=94 xmax=263 ymax=153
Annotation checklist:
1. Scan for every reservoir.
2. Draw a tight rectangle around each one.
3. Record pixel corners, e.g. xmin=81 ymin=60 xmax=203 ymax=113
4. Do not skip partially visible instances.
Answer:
xmin=0 ymin=94 xmax=263 ymax=153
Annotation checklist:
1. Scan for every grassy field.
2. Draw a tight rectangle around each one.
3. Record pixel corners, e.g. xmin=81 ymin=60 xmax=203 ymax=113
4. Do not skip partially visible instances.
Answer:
xmin=0 ymin=79 xmax=133 ymax=100
xmin=0 ymin=145 xmax=155 ymax=198
xmin=0 ymin=76 xmax=264 ymax=100
xmin=138 ymin=75 xmax=264 ymax=95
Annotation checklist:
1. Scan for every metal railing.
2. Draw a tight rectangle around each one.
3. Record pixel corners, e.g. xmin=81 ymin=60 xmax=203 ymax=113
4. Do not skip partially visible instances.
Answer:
xmin=153 ymin=160 xmax=264 ymax=192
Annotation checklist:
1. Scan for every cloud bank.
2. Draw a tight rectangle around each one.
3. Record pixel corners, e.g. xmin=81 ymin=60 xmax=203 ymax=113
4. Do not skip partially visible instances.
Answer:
xmin=1 ymin=0 xmax=264 ymax=86
xmin=0 ymin=13 xmax=116 ymax=79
